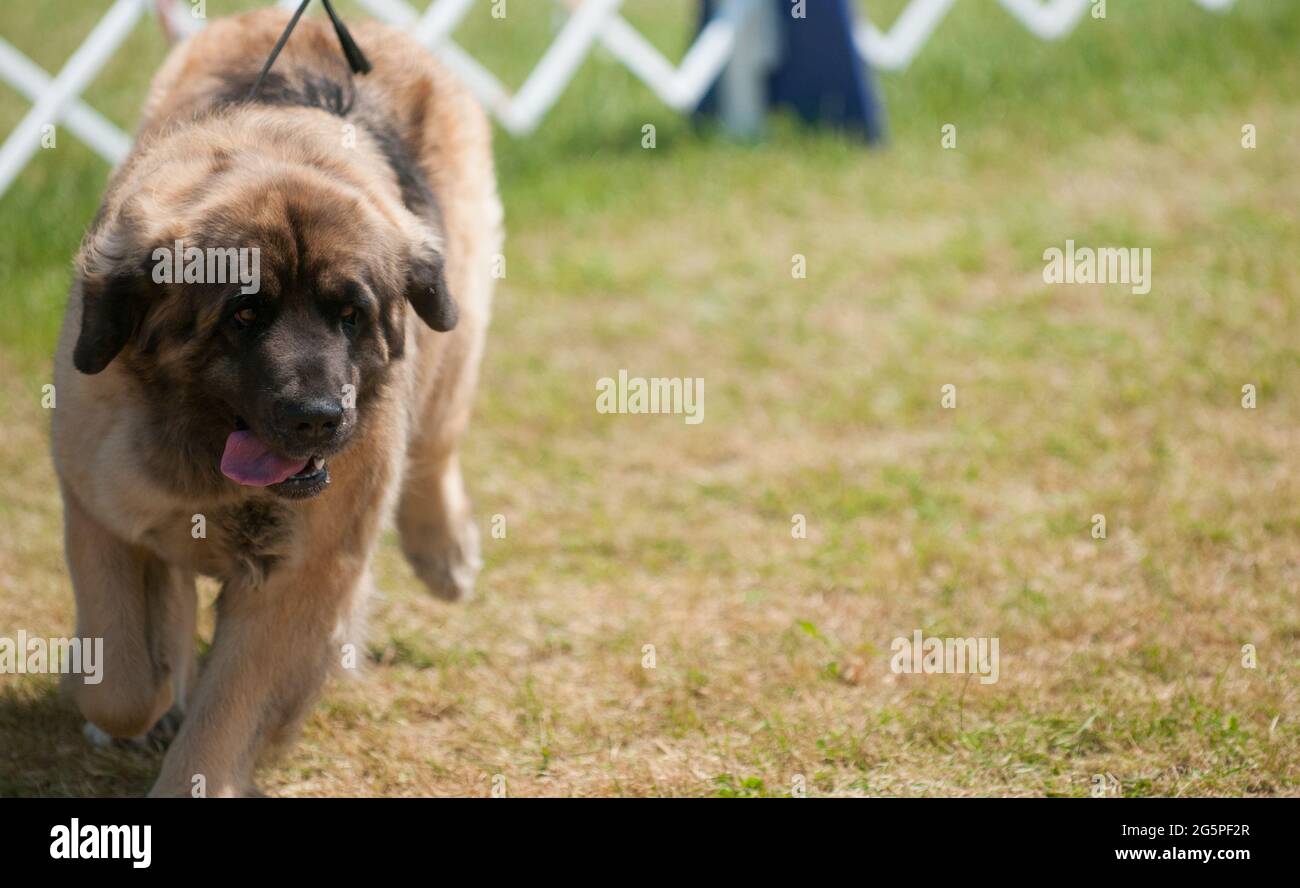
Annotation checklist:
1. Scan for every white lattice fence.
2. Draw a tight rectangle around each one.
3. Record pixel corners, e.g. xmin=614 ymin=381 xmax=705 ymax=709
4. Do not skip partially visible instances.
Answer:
xmin=859 ymin=0 xmax=1236 ymax=70
xmin=0 ymin=0 xmax=1239 ymax=198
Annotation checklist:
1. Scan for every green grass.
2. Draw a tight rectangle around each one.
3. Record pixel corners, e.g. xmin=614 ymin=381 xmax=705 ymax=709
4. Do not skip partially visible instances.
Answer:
xmin=1 ymin=0 xmax=1298 ymax=796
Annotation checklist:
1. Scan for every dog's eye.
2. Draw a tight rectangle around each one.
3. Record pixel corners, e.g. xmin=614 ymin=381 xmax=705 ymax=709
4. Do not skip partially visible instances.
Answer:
xmin=340 ymin=304 xmax=358 ymax=327
xmin=233 ymin=307 xmax=257 ymax=328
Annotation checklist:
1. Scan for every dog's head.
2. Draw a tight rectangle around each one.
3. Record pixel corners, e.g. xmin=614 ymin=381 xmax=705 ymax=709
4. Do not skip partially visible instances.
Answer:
xmin=72 ymin=167 xmax=455 ymax=499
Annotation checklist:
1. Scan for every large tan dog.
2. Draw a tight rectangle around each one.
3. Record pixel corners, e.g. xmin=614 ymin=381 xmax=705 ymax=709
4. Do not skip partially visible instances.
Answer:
xmin=50 ymin=8 xmax=501 ymax=796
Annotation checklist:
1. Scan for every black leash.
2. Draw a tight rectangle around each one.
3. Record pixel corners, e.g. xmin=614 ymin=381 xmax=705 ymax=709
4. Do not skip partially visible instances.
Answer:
xmin=248 ymin=0 xmax=372 ymax=101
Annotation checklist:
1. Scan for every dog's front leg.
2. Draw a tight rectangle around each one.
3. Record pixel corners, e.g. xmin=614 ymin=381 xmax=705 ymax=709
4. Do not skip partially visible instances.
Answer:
xmin=62 ymin=488 xmax=196 ymax=742
xmin=147 ymin=551 xmax=367 ymax=798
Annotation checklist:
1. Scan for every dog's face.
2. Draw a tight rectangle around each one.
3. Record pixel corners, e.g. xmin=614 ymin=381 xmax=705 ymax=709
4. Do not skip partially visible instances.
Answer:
xmin=72 ymin=171 xmax=456 ymax=499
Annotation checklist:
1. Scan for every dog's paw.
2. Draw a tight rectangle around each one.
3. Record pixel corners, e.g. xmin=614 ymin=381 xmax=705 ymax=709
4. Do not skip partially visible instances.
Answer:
xmin=146 ymin=705 xmax=184 ymax=747
xmin=83 ymin=721 xmax=146 ymax=750
xmin=406 ymin=521 xmax=482 ymax=602
xmin=84 ymin=721 xmax=125 ymax=748
xmin=83 ymin=705 xmax=184 ymax=751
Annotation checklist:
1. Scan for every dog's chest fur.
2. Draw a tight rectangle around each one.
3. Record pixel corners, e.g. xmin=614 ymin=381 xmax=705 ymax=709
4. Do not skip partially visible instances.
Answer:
xmin=141 ymin=497 xmax=296 ymax=583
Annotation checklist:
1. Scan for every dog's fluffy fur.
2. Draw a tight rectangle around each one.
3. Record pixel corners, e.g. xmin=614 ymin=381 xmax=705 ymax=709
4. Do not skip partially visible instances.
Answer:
xmin=50 ymin=9 xmax=501 ymax=796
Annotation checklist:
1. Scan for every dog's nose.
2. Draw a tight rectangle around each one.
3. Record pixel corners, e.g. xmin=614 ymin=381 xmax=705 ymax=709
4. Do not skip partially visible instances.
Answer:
xmin=275 ymin=398 xmax=343 ymax=448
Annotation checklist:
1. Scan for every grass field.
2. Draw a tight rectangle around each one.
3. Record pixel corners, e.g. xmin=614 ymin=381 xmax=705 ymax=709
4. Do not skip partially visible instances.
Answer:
xmin=1 ymin=0 xmax=1298 ymax=797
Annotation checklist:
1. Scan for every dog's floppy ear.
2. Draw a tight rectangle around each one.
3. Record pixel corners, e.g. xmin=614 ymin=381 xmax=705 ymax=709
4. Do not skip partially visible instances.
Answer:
xmin=73 ymin=270 xmax=146 ymax=374
xmin=406 ymin=236 xmax=458 ymax=333
xmin=72 ymin=215 xmax=151 ymax=374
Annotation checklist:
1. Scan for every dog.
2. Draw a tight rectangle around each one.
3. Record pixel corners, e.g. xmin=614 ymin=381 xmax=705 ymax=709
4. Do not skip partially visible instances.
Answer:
xmin=49 ymin=8 xmax=502 ymax=796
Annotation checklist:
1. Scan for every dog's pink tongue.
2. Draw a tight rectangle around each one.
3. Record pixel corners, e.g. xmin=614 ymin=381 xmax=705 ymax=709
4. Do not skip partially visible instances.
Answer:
xmin=221 ymin=430 xmax=309 ymax=487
